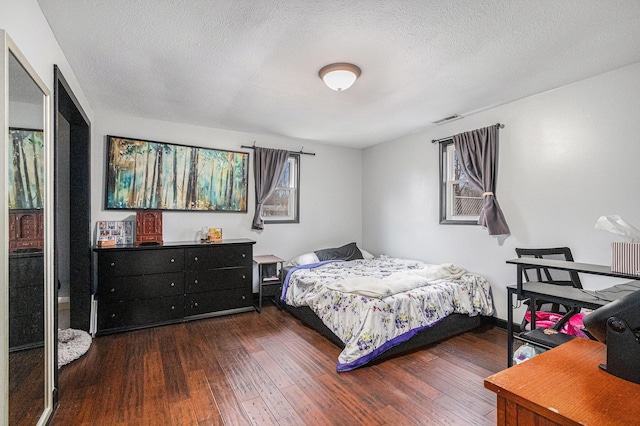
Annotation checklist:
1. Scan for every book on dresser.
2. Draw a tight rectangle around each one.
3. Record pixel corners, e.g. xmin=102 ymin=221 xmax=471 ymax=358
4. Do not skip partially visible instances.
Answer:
xmin=93 ymin=238 xmax=256 ymax=334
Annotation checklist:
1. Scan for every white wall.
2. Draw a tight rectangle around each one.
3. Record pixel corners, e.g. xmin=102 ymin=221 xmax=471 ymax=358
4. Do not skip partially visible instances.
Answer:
xmin=0 ymin=0 xmax=93 ymax=120
xmin=91 ymin=111 xmax=363 ymax=268
xmin=363 ymin=62 xmax=640 ymax=321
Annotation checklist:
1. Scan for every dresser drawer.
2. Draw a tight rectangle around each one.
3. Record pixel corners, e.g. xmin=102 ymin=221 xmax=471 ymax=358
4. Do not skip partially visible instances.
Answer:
xmin=185 ymin=245 xmax=252 ymax=270
xmin=185 ymin=288 xmax=252 ymax=316
xmin=185 ymin=266 xmax=251 ymax=294
xmin=98 ymin=272 xmax=184 ymax=303
xmin=9 ymin=254 xmax=44 ymax=288
xmin=98 ymin=248 xmax=184 ymax=277
xmin=98 ymin=295 xmax=184 ymax=331
xmin=10 ymin=312 xmax=44 ymax=348
xmin=9 ymin=284 xmax=44 ymax=318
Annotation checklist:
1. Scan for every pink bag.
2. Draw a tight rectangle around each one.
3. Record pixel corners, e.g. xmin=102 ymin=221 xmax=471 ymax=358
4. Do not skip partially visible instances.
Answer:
xmin=525 ymin=311 xmax=588 ymax=338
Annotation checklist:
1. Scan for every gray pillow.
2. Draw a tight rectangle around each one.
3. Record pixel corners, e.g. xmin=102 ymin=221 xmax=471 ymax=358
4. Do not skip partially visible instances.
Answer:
xmin=314 ymin=242 xmax=363 ymax=262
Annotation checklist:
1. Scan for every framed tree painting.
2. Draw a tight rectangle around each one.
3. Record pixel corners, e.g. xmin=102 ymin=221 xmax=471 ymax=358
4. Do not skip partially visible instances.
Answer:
xmin=8 ymin=128 xmax=45 ymax=209
xmin=105 ymin=135 xmax=249 ymax=212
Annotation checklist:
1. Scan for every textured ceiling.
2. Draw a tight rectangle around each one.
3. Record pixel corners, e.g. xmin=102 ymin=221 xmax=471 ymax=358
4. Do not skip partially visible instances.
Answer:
xmin=37 ymin=0 xmax=640 ymax=148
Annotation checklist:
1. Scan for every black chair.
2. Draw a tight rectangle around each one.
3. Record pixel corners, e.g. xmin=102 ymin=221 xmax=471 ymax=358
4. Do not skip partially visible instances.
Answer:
xmin=515 ymin=247 xmax=583 ymax=331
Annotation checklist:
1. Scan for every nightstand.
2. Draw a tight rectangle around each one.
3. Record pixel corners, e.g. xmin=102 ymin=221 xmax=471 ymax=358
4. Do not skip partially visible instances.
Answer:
xmin=254 ymin=255 xmax=285 ymax=313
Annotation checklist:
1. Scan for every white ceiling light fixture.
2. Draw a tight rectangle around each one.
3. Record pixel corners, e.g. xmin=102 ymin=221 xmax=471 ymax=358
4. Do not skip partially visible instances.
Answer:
xmin=319 ymin=63 xmax=361 ymax=91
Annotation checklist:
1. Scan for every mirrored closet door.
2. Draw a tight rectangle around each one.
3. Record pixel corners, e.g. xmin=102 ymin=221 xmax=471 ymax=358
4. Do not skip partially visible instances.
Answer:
xmin=1 ymin=29 xmax=55 ymax=425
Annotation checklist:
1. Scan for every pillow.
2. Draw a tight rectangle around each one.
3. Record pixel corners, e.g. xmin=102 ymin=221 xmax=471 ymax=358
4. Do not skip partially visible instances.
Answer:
xmin=360 ymin=249 xmax=375 ymax=260
xmin=314 ymin=242 xmax=364 ymax=262
xmin=286 ymin=252 xmax=319 ymax=267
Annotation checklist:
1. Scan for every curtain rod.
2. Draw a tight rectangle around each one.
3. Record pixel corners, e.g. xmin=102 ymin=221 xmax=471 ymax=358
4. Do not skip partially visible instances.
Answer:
xmin=431 ymin=123 xmax=504 ymax=144
xmin=241 ymin=142 xmax=316 ymax=156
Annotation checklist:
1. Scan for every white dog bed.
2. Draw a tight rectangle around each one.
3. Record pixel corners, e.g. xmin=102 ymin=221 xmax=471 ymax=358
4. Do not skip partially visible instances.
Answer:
xmin=58 ymin=328 xmax=92 ymax=368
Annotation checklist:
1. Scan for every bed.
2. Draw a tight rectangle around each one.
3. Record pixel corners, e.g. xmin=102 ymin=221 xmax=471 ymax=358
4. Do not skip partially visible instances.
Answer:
xmin=279 ymin=243 xmax=495 ymax=372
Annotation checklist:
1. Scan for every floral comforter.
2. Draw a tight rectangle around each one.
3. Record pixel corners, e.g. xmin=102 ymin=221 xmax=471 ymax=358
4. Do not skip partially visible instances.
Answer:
xmin=281 ymin=256 xmax=494 ymax=371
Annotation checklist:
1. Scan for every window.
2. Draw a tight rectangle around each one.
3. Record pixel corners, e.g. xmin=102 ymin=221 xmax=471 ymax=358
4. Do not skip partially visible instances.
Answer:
xmin=263 ymin=153 xmax=300 ymax=223
xmin=439 ymin=141 xmax=482 ymax=224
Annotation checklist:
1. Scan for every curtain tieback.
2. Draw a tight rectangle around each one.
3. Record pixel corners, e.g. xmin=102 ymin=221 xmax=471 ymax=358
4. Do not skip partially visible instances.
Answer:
xmin=482 ymin=192 xmax=494 ymax=197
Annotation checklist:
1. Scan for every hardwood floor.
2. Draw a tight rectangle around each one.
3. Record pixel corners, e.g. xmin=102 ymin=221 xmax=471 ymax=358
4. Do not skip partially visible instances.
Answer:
xmin=9 ymin=347 xmax=45 ymax=425
xmin=51 ymin=306 xmax=507 ymax=425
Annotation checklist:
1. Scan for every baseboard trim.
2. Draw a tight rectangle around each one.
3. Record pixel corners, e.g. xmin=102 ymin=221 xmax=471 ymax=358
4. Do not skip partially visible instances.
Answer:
xmin=485 ymin=316 xmax=522 ymax=333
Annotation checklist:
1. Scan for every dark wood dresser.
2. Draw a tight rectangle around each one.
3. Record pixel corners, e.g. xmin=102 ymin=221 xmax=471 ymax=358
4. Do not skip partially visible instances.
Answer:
xmin=9 ymin=252 xmax=44 ymax=350
xmin=94 ymin=239 xmax=255 ymax=335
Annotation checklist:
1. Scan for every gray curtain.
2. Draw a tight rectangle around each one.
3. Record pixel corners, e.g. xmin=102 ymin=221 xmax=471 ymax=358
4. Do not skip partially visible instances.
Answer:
xmin=453 ymin=124 xmax=510 ymax=236
xmin=252 ymin=147 xmax=289 ymax=230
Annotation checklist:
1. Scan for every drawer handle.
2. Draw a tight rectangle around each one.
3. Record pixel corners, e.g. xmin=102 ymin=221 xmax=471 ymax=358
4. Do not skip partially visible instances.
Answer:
xmin=242 ymin=275 xmax=246 ymax=280
xmin=194 ymin=302 xmax=199 ymax=307
xmin=242 ymin=295 xmax=246 ymax=300
xmin=110 ymin=313 xmax=116 ymax=318
xmin=171 ymin=305 xmax=175 ymax=310
xmin=170 ymin=258 xmax=175 ymax=263
xmin=170 ymin=282 xmax=175 ymax=287
xmin=242 ymin=253 xmax=246 ymax=258
xmin=110 ymin=262 xmax=115 ymax=267
xmin=110 ymin=288 xmax=115 ymax=293
xmin=194 ymin=279 xmax=198 ymax=284
xmin=194 ymin=256 xmax=199 ymax=261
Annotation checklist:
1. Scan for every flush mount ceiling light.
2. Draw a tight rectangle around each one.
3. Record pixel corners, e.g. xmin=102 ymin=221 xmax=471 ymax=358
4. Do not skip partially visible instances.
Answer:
xmin=318 ymin=63 xmax=361 ymax=91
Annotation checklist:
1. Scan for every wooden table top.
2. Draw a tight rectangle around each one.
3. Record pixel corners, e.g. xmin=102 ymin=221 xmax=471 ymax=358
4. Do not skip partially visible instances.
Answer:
xmin=485 ymin=338 xmax=640 ymax=425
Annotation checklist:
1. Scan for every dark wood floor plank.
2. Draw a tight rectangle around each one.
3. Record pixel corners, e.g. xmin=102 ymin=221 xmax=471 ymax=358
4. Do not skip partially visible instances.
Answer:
xmin=159 ymin=332 xmax=192 ymax=402
xmin=251 ymin=350 xmax=296 ymax=389
xmin=208 ymin=373 xmax=251 ymax=426
xmin=254 ymin=335 xmax=314 ymax=382
xmin=169 ymin=399 xmax=199 ymax=425
xmin=241 ymin=396 xmax=279 ymax=425
xmin=433 ymin=328 xmax=506 ymax=373
xmin=187 ymin=369 xmax=221 ymax=423
xmin=265 ymin=327 xmax=339 ymax=375
xmin=371 ymin=357 xmax=443 ymax=400
xmin=141 ymin=395 xmax=173 ymax=426
xmin=294 ymin=374 xmax=373 ymax=425
xmin=50 ymin=306 xmax=508 ymax=425
xmin=432 ymin=394 xmax=495 ymax=426
xmin=314 ymin=372 xmax=386 ymax=423
xmin=376 ymin=404 xmax=422 ymax=426
xmin=230 ymin=348 xmax=306 ymax=425
xmin=280 ymin=384 xmax=334 ymax=425
xmin=8 ymin=347 xmax=45 ymax=425
xmin=217 ymin=357 xmax=262 ymax=402
xmin=404 ymin=354 xmax=498 ymax=407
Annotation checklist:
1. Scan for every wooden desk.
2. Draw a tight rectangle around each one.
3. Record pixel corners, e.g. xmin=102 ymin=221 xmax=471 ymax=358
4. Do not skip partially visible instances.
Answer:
xmin=485 ymin=338 xmax=640 ymax=426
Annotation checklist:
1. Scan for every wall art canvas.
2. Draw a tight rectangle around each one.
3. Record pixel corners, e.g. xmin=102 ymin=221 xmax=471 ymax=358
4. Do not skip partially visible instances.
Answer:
xmin=8 ymin=128 xmax=44 ymax=209
xmin=105 ymin=135 xmax=249 ymax=212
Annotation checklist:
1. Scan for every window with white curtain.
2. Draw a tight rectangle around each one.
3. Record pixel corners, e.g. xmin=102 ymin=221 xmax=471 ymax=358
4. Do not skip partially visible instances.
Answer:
xmin=440 ymin=141 xmax=482 ymax=224
xmin=263 ymin=153 xmax=299 ymax=223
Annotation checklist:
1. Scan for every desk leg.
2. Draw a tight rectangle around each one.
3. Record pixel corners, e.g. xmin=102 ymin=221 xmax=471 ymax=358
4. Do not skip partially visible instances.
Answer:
xmin=257 ymin=264 xmax=263 ymax=313
xmin=507 ymin=287 xmax=515 ymax=367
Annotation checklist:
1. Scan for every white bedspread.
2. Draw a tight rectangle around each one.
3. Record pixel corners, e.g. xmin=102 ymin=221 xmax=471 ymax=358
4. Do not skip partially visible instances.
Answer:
xmin=283 ymin=256 xmax=494 ymax=371
xmin=326 ymin=263 xmax=465 ymax=299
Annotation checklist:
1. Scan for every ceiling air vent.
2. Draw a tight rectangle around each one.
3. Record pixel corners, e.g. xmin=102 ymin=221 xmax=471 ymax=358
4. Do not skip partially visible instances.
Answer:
xmin=433 ymin=114 xmax=461 ymax=124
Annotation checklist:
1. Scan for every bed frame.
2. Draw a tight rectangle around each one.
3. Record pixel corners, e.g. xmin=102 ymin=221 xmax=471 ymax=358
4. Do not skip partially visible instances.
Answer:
xmin=281 ymin=303 xmax=483 ymax=365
